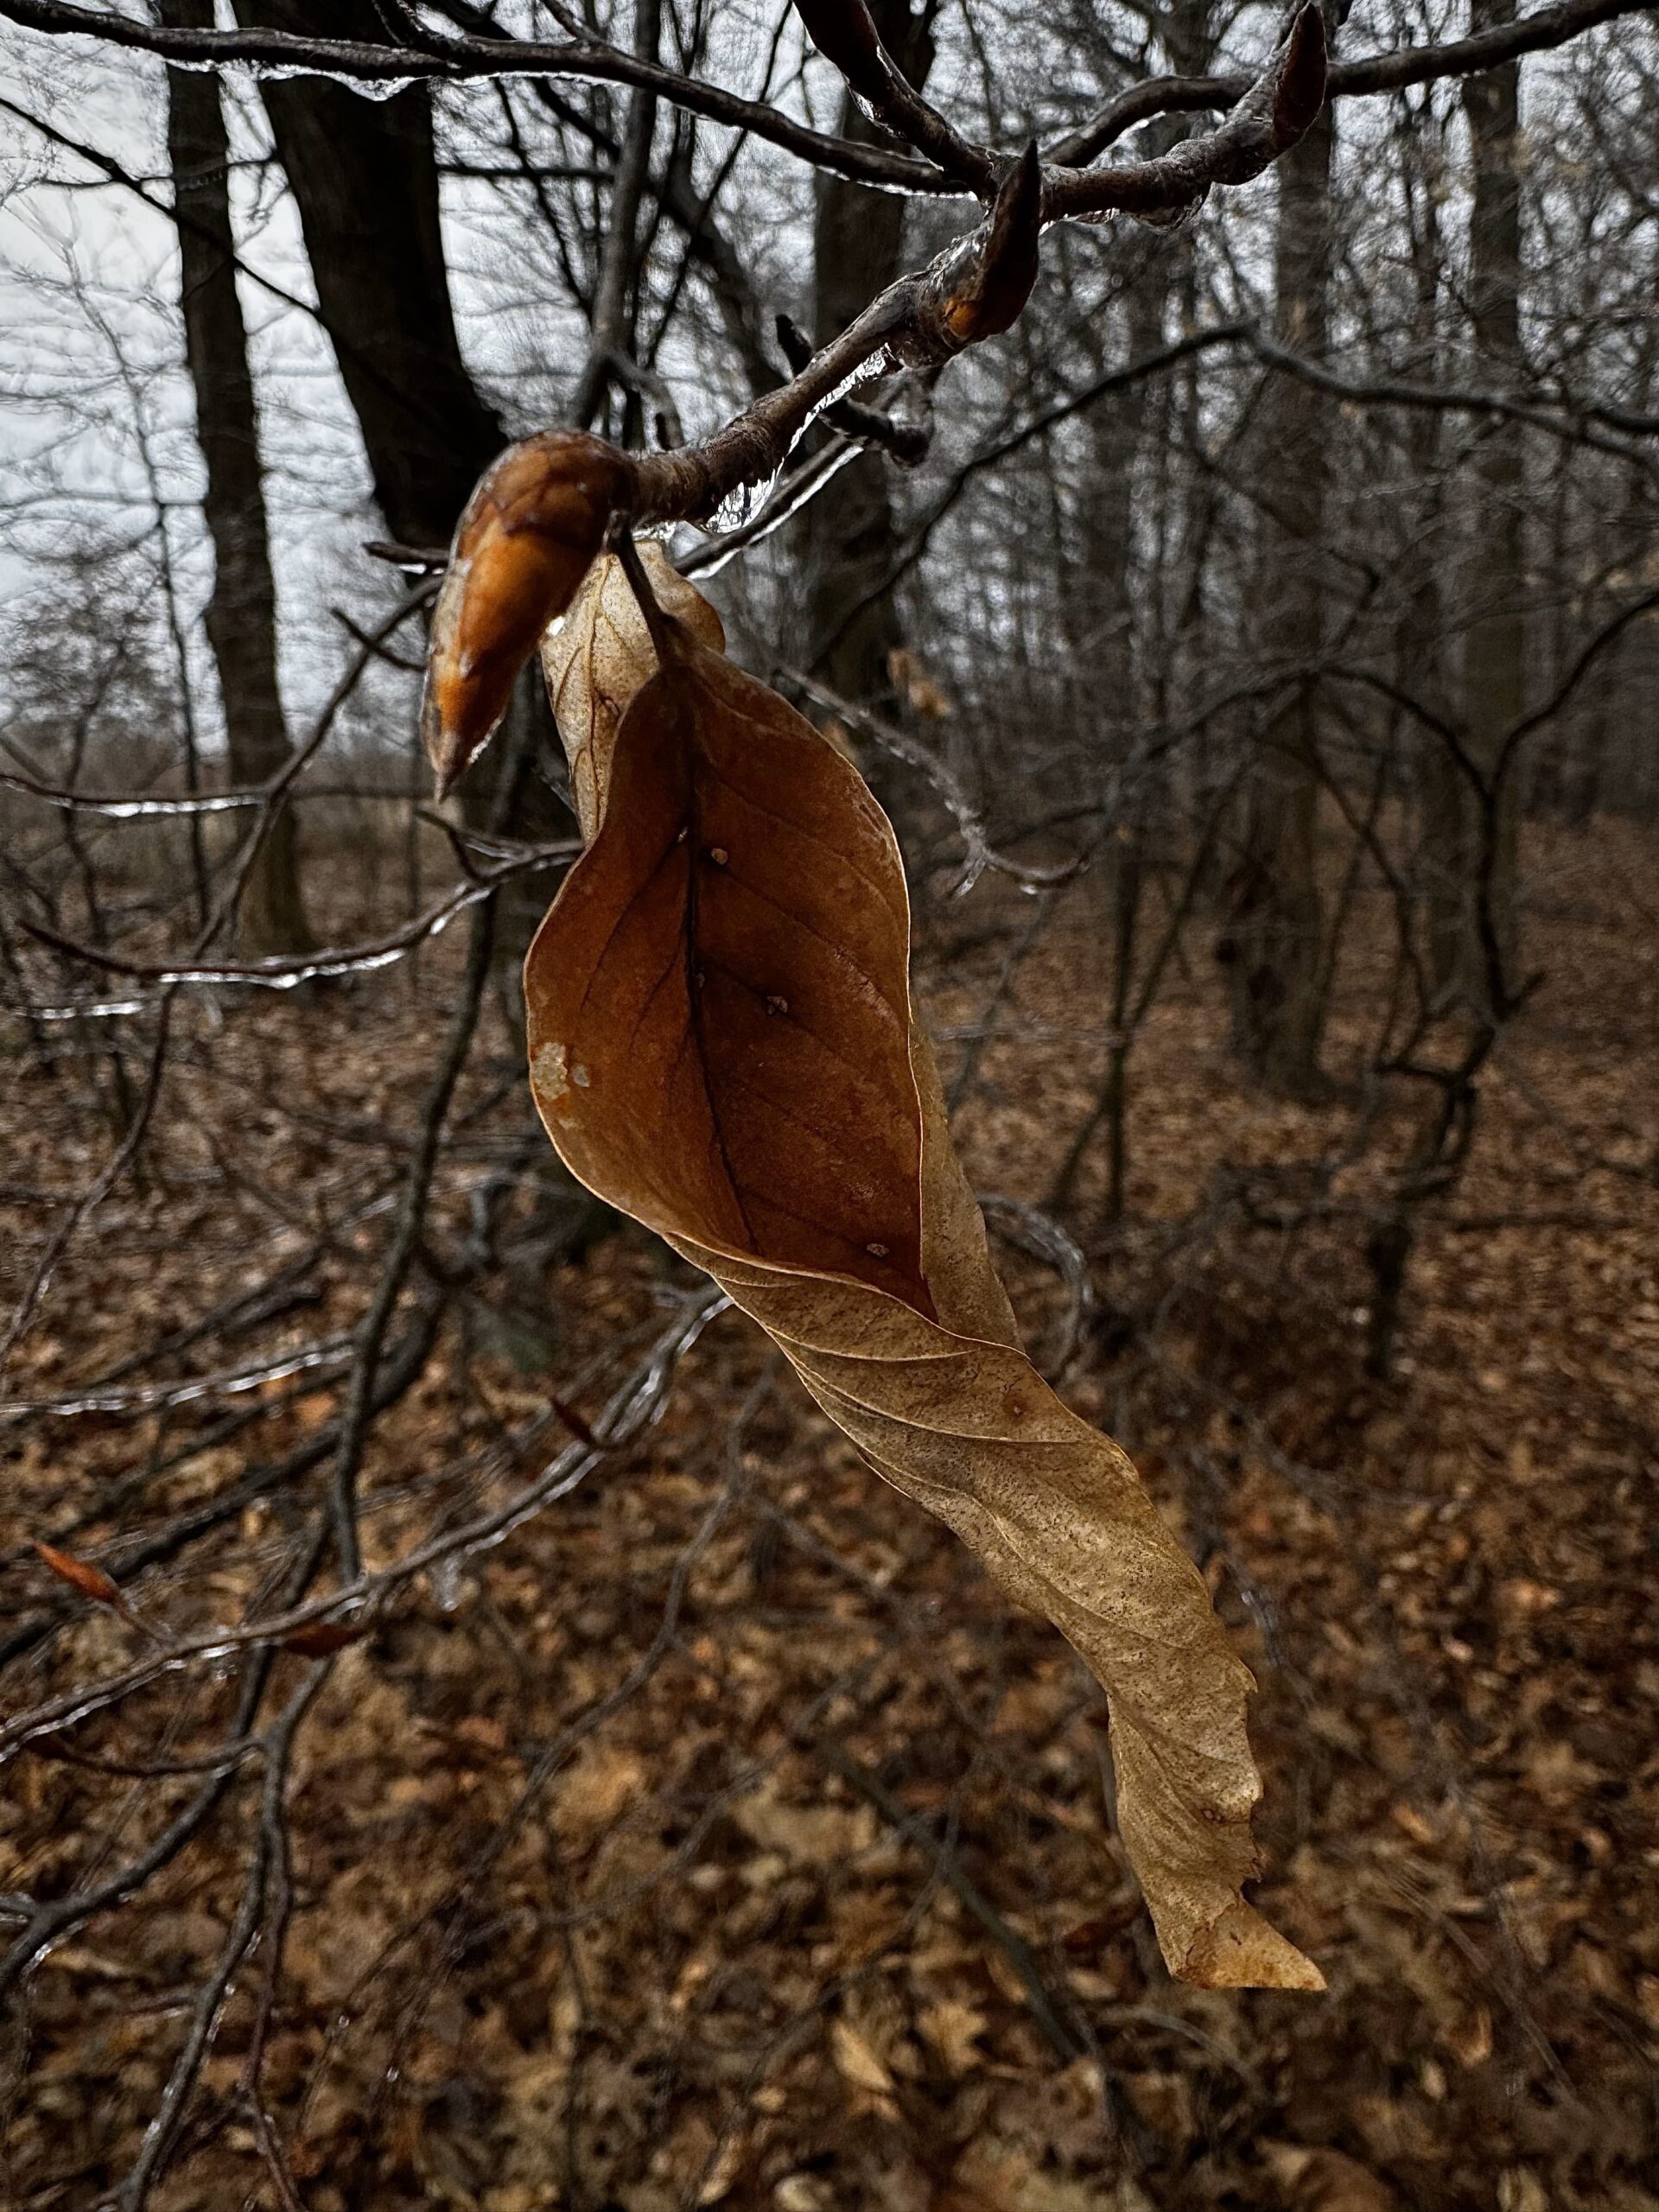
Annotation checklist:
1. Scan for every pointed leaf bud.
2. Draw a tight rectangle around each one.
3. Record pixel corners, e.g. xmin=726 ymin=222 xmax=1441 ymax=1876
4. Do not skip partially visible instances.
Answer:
xmin=422 ymin=431 xmax=635 ymax=799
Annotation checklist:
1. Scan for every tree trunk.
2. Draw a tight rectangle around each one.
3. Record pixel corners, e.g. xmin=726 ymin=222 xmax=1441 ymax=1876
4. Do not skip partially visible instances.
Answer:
xmin=1221 ymin=99 xmax=1332 ymax=1096
xmin=1454 ymin=0 xmax=1526 ymax=1007
xmin=231 ymin=0 xmax=503 ymax=550
xmin=801 ymin=0 xmax=938 ymax=703
xmin=1083 ymin=0 xmax=1214 ymax=722
xmin=162 ymin=0 xmax=311 ymax=957
xmin=569 ymin=0 xmax=660 ymax=435
xmin=1395 ymin=120 xmax=1465 ymax=1002
xmin=234 ymin=4 xmax=555 ymax=983
xmin=1077 ymin=267 xmax=1169 ymax=718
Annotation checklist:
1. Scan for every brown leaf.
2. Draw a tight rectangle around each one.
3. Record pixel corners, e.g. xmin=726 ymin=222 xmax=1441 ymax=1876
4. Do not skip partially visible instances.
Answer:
xmin=279 ymin=1620 xmax=364 ymax=1658
xmin=542 ymin=541 xmax=725 ymax=842
xmin=34 ymin=1540 xmax=124 ymax=1611
xmin=521 ymin=569 xmax=1319 ymax=1991
xmin=918 ymin=1997 xmax=988 ymax=2076
xmin=948 ymin=2141 xmax=1156 ymax=2212
xmin=421 ymin=430 xmax=634 ymax=798
xmin=1061 ymin=1897 xmax=1141 ymax=1956
xmin=550 ymin=1740 xmax=647 ymax=1846
xmin=733 ymin=1779 xmax=877 ymax=1866
xmin=529 ymin=637 xmax=930 ymax=1312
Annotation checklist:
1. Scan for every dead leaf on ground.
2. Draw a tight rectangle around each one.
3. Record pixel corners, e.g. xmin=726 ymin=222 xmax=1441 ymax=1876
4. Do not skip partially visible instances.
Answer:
xmin=550 ymin=1739 xmax=648 ymax=1846
xmin=1262 ymin=2144 xmax=1403 ymax=2212
xmin=947 ymin=2139 xmax=1157 ymax=2211
xmin=279 ymin=1619 xmax=365 ymax=1658
xmin=918 ymin=1997 xmax=988 ymax=2075
xmin=830 ymin=2018 xmax=895 ymax=2096
xmin=732 ymin=1779 xmax=878 ymax=1866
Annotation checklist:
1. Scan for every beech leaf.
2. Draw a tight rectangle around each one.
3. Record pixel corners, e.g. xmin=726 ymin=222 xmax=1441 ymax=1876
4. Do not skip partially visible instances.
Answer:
xmin=523 ymin=547 xmax=1320 ymax=1990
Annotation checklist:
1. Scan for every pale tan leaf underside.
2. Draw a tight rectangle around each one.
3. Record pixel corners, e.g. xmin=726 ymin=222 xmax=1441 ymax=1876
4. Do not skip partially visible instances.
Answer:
xmin=526 ymin=551 xmax=1321 ymax=1990
xmin=540 ymin=544 xmax=725 ymax=842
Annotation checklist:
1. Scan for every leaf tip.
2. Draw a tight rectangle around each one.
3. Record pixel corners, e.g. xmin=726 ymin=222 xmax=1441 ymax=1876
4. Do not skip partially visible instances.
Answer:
xmin=1173 ymin=1897 xmax=1325 ymax=1993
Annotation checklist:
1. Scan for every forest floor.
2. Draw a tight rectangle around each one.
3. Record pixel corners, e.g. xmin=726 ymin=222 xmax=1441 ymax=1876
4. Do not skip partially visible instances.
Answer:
xmin=1 ymin=817 xmax=1656 ymax=2212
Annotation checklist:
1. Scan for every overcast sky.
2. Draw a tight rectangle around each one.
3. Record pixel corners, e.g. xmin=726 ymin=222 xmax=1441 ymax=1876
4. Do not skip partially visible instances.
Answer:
xmin=0 ymin=0 xmax=1619 ymax=771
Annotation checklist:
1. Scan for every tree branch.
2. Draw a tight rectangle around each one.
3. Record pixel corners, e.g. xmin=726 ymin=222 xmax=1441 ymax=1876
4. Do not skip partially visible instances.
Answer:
xmin=1048 ymin=0 xmax=1649 ymax=167
xmin=0 ymin=0 xmax=951 ymax=194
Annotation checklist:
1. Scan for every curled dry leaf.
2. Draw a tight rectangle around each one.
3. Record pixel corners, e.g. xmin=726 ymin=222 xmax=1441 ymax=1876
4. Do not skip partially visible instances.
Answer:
xmin=524 ymin=542 xmax=1319 ymax=1990
xmin=1262 ymin=2144 xmax=1404 ymax=2212
xmin=421 ymin=429 xmax=635 ymax=799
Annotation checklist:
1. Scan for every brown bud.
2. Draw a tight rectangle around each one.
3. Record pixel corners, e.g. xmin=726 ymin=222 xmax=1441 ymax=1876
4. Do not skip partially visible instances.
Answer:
xmin=1272 ymin=4 xmax=1328 ymax=146
xmin=421 ymin=431 xmax=635 ymax=799
xmin=955 ymin=142 xmax=1041 ymax=343
xmin=34 ymin=1539 xmax=124 ymax=1611
xmin=912 ymin=142 xmax=1043 ymax=361
xmin=791 ymin=0 xmax=887 ymax=102
xmin=279 ymin=1619 xmax=365 ymax=1658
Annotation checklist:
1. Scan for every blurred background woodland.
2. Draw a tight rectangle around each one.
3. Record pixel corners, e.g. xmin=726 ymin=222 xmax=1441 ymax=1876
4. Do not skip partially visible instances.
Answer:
xmin=1 ymin=2 xmax=1656 ymax=2207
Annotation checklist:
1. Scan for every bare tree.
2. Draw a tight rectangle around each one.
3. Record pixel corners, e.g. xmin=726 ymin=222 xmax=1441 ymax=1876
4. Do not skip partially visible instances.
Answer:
xmin=229 ymin=0 xmax=504 ymax=548
xmin=1450 ymin=0 xmax=1528 ymax=1004
xmin=161 ymin=0 xmax=311 ymax=955
xmin=1220 ymin=36 xmax=1334 ymax=1096
xmin=800 ymin=0 xmax=941 ymax=702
